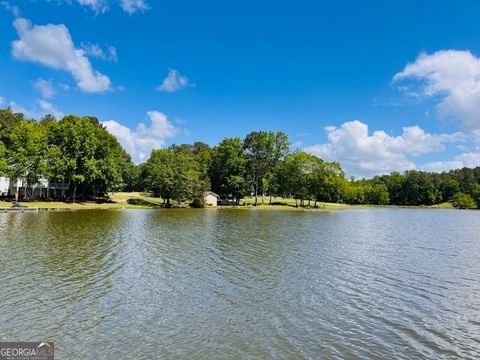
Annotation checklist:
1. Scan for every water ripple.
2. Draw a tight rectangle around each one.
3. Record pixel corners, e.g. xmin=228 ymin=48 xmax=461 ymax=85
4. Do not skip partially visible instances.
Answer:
xmin=0 ymin=208 xmax=479 ymax=359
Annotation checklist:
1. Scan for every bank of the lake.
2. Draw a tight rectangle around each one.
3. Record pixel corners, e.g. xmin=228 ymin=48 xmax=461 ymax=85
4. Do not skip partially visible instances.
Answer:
xmin=0 ymin=192 xmax=457 ymax=211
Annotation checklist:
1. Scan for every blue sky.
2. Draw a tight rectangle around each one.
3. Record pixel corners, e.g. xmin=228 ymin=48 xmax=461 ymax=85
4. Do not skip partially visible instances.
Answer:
xmin=1 ymin=0 xmax=480 ymax=176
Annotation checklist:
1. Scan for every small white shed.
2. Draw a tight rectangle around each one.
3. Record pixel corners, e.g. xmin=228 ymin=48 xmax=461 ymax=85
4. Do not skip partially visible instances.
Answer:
xmin=203 ymin=191 xmax=219 ymax=206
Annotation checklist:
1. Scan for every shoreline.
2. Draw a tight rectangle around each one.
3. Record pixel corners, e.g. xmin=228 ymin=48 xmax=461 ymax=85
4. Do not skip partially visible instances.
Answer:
xmin=0 ymin=202 xmax=457 ymax=212
xmin=0 ymin=192 xmax=458 ymax=211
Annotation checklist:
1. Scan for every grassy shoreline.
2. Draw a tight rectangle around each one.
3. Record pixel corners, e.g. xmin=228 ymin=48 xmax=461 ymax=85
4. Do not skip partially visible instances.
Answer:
xmin=0 ymin=192 xmax=456 ymax=211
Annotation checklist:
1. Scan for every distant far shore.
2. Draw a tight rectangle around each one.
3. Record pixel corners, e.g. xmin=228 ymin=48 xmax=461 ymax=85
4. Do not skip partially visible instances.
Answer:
xmin=0 ymin=192 xmax=459 ymax=211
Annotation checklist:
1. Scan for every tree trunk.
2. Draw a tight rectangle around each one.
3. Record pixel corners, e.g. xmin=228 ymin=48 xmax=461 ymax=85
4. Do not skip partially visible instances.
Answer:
xmin=254 ymin=183 xmax=258 ymax=206
xmin=262 ymin=191 xmax=265 ymax=204
xmin=269 ymin=194 xmax=273 ymax=204
xmin=61 ymin=182 xmax=65 ymax=198
xmin=73 ymin=183 xmax=77 ymax=203
xmin=295 ymin=198 xmax=298 ymax=207
xmin=314 ymin=198 xmax=317 ymax=207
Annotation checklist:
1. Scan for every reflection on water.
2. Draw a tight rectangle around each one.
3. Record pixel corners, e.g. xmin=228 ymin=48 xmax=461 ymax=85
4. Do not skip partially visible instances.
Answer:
xmin=0 ymin=209 xmax=479 ymax=359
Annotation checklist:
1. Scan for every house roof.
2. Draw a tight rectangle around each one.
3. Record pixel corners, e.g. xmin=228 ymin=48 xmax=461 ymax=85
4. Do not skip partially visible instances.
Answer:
xmin=203 ymin=191 xmax=219 ymax=197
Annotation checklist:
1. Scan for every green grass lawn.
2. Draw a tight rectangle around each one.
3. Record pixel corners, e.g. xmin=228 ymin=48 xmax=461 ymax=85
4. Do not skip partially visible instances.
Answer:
xmin=0 ymin=193 xmax=456 ymax=211
xmin=235 ymin=196 xmax=353 ymax=210
xmin=0 ymin=192 xmax=164 ymax=209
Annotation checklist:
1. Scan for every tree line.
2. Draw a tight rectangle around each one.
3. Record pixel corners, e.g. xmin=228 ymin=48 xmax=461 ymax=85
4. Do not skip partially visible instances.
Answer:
xmin=0 ymin=108 xmax=134 ymax=201
xmin=1 ymin=107 xmax=479 ymax=208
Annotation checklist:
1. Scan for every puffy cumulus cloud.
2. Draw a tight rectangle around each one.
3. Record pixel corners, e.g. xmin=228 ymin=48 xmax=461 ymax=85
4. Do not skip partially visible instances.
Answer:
xmin=103 ymin=111 xmax=178 ymax=162
xmin=304 ymin=120 xmax=463 ymax=178
xmin=156 ymin=69 xmax=191 ymax=92
xmin=119 ymin=0 xmax=149 ymax=14
xmin=394 ymin=50 xmax=480 ymax=138
xmin=423 ymin=151 xmax=480 ymax=173
xmin=12 ymin=18 xmax=111 ymax=93
xmin=34 ymin=78 xmax=56 ymax=98
xmin=81 ymin=42 xmax=118 ymax=62
xmin=8 ymin=99 xmax=64 ymax=120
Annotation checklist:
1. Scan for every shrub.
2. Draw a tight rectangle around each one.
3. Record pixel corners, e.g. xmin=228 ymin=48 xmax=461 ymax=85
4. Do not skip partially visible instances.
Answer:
xmin=452 ymin=192 xmax=477 ymax=209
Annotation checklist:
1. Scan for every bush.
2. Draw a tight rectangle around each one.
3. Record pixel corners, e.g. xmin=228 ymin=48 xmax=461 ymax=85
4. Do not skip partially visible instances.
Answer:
xmin=452 ymin=192 xmax=477 ymax=209
xmin=190 ymin=196 xmax=205 ymax=208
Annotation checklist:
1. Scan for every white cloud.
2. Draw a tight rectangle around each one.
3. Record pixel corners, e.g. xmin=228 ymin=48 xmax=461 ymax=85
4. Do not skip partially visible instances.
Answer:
xmin=34 ymin=78 xmax=56 ymax=98
xmin=8 ymin=99 xmax=64 ymax=120
xmin=304 ymin=120 xmax=463 ymax=178
xmin=0 ymin=96 xmax=5 ymax=106
xmin=12 ymin=18 xmax=111 ymax=93
xmin=76 ymin=0 xmax=108 ymax=13
xmin=1 ymin=1 xmax=20 ymax=17
xmin=423 ymin=151 xmax=480 ymax=173
xmin=119 ymin=0 xmax=149 ymax=14
xmin=394 ymin=50 xmax=480 ymax=138
xmin=156 ymin=69 xmax=191 ymax=92
xmin=52 ymin=0 xmax=148 ymax=14
xmin=38 ymin=99 xmax=64 ymax=118
xmin=81 ymin=42 xmax=118 ymax=62
xmin=9 ymin=101 xmax=33 ymax=118
xmin=103 ymin=111 xmax=178 ymax=162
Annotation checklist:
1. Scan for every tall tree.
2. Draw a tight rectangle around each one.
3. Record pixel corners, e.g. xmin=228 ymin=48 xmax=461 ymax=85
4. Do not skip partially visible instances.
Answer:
xmin=0 ymin=142 xmax=6 ymax=176
xmin=90 ymin=119 xmax=133 ymax=197
xmin=0 ymin=107 xmax=25 ymax=148
xmin=243 ymin=131 xmax=289 ymax=206
xmin=210 ymin=137 xmax=249 ymax=204
xmin=49 ymin=116 xmax=99 ymax=202
xmin=278 ymin=151 xmax=311 ymax=206
xmin=144 ymin=147 xmax=202 ymax=206
xmin=8 ymin=121 xmax=48 ymax=197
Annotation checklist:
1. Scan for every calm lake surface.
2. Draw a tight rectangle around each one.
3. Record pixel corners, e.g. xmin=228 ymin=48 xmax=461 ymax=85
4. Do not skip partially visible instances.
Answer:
xmin=0 ymin=208 xmax=479 ymax=359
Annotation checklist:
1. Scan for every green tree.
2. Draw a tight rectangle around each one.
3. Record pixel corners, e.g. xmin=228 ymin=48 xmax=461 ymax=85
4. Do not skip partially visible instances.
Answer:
xmin=0 ymin=142 xmax=6 ymax=175
xmin=472 ymin=184 xmax=480 ymax=208
xmin=365 ymin=183 xmax=390 ymax=205
xmin=243 ymin=131 xmax=289 ymax=206
xmin=313 ymin=161 xmax=345 ymax=203
xmin=8 ymin=121 xmax=49 ymax=197
xmin=210 ymin=137 xmax=249 ymax=204
xmin=400 ymin=171 xmax=438 ymax=205
xmin=442 ymin=179 xmax=460 ymax=201
xmin=279 ymin=151 xmax=313 ymax=206
xmin=49 ymin=116 xmax=99 ymax=202
xmin=0 ymin=107 xmax=25 ymax=148
xmin=144 ymin=147 xmax=202 ymax=206
xmin=90 ymin=119 xmax=133 ymax=197
xmin=343 ymin=180 xmax=366 ymax=204
xmin=452 ymin=192 xmax=477 ymax=209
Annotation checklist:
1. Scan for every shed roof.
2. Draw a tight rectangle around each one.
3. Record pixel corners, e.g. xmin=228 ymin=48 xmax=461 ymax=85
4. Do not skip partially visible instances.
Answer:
xmin=203 ymin=191 xmax=219 ymax=197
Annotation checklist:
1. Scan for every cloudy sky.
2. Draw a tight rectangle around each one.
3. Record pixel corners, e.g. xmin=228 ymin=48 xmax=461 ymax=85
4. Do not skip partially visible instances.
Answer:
xmin=1 ymin=0 xmax=480 ymax=176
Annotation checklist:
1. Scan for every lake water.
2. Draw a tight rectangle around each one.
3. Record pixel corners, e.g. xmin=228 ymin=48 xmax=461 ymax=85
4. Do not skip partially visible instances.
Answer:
xmin=0 ymin=208 xmax=479 ymax=359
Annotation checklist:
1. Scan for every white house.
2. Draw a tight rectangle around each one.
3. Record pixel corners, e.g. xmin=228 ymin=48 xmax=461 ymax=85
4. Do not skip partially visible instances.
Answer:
xmin=203 ymin=191 xmax=219 ymax=206
xmin=0 ymin=177 xmax=69 ymax=198
xmin=0 ymin=177 xmax=9 ymax=196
